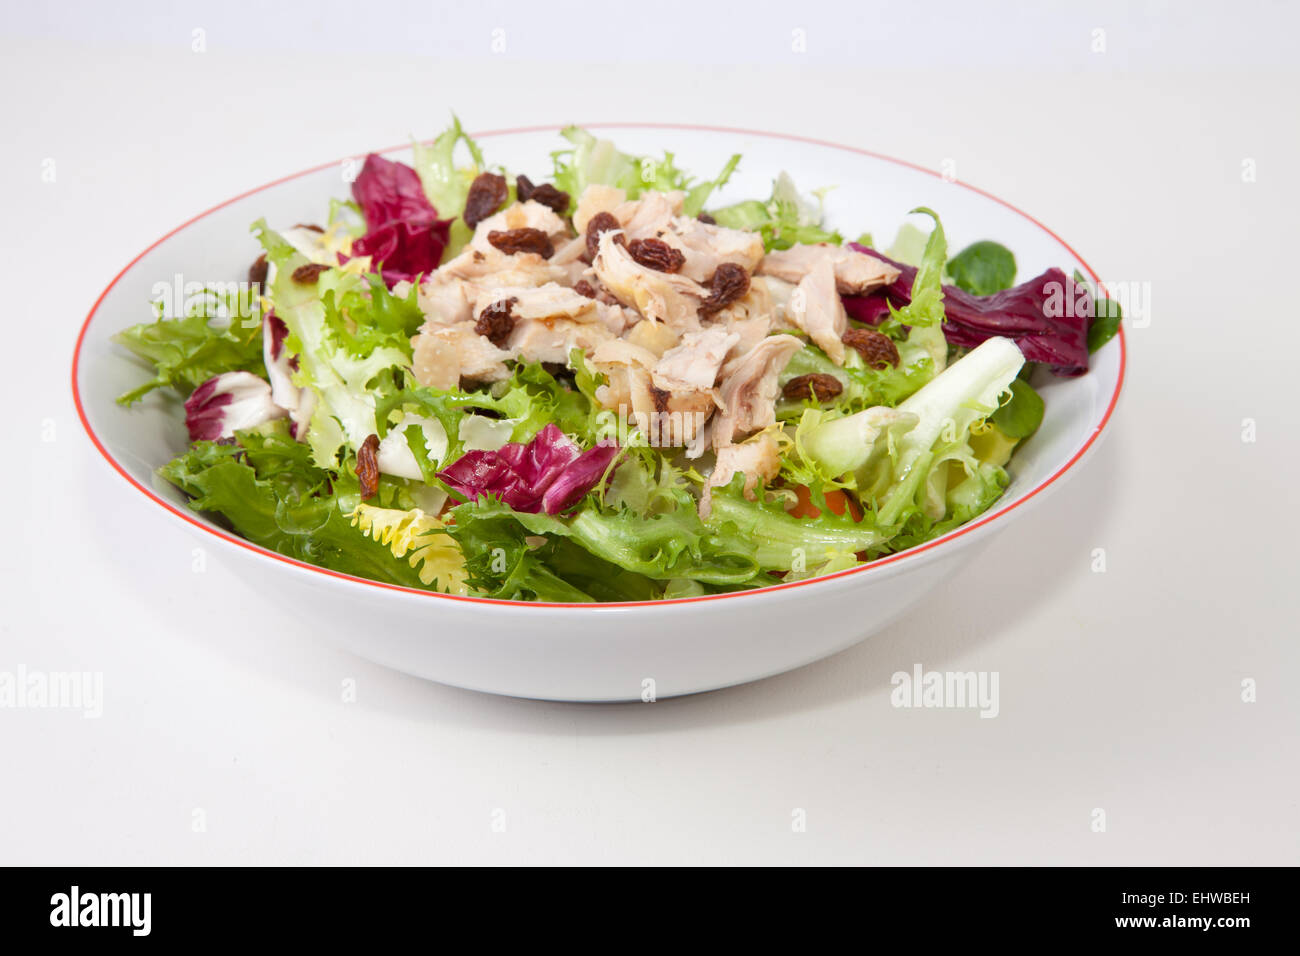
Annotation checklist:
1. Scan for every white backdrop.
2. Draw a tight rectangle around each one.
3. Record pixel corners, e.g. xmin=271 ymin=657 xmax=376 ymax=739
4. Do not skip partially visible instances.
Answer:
xmin=1 ymin=0 xmax=1296 ymax=864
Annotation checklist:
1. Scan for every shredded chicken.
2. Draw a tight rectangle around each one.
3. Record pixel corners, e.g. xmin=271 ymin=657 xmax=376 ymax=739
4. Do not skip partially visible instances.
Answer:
xmin=412 ymin=322 xmax=512 ymax=390
xmin=759 ymin=242 xmax=900 ymax=294
xmin=713 ymin=334 xmax=803 ymax=447
xmin=470 ymin=283 xmax=598 ymax=324
xmin=700 ymin=431 xmax=782 ymax=519
xmin=665 ymin=217 xmax=765 ymax=284
xmin=572 ymin=184 xmax=627 ymax=235
xmin=510 ymin=318 xmax=613 ymax=365
xmin=592 ymin=230 xmax=706 ymax=329
xmin=468 ymin=199 xmax=570 ymax=252
xmin=402 ymin=187 xmax=863 ymax=475
xmin=789 ymin=257 xmax=848 ymax=365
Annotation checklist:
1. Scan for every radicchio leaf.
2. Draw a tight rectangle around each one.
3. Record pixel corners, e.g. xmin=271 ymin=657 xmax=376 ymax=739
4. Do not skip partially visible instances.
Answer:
xmin=350 ymin=154 xmax=451 ymax=287
xmin=436 ymin=424 xmax=621 ymax=515
xmin=844 ymin=244 xmax=1093 ymax=376
xmin=184 ymin=371 xmax=286 ymax=442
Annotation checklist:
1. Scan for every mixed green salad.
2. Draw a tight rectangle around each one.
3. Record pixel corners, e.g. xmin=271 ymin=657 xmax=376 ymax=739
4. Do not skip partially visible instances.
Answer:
xmin=115 ymin=120 xmax=1119 ymax=602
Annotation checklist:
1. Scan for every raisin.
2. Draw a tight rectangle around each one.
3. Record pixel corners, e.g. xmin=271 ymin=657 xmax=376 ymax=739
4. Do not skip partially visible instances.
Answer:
xmin=464 ymin=172 xmax=508 ymax=229
xmin=248 ymin=253 xmax=268 ymax=287
xmin=487 ymin=227 xmax=554 ymax=258
xmin=355 ymin=434 xmax=380 ymax=500
xmin=698 ymin=263 xmax=750 ymax=317
xmin=842 ymin=327 xmax=901 ymax=369
xmin=573 ymin=279 xmax=597 ymax=299
xmin=585 ymin=211 xmax=622 ymax=260
xmin=627 ymin=237 xmax=686 ymax=273
xmin=293 ymin=223 xmax=325 ymax=233
xmin=291 ymin=262 xmax=329 ymax=285
xmin=516 ymin=174 xmax=570 ymax=215
xmin=782 ymin=374 xmax=844 ymax=403
xmin=697 ymin=212 xmax=717 ymax=225
xmin=474 ymin=298 xmax=517 ymax=347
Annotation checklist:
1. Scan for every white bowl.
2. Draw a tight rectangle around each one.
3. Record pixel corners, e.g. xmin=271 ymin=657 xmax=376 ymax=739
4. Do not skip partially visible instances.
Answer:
xmin=72 ymin=124 xmax=1125 ymax=701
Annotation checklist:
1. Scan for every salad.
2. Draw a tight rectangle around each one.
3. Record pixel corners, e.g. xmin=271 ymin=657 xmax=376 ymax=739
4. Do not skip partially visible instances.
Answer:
xmin=115 ymin=120 xmax=1120 ymax=602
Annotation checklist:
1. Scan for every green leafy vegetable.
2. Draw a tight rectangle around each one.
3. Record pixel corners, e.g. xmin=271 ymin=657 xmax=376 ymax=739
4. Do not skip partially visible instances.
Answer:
xmin=160 ymin=434 xmax=429 ymax=588
xmin=710 ymin=171 xmax=842 ymax=251
xmin=411 ymin=115 xmax=488 ymax=256
xmin=990 ymin=378 xmax=1045 ymax=439
xmin=550 ymin=126 xmax=741 ymax=217
xmin=947 ymin=240 xmax=1017 ymax=295
xmin=115 ymin=309 xmax=264 ymax=405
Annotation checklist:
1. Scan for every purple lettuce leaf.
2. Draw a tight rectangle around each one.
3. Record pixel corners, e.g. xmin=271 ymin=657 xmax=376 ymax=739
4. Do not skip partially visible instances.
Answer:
xmin=437 ymin=424 xmax=621 ymax=515
xmin=184 ymin=371 xmax=286 ymax=442
xmin=350 ymin=154 xmax=451 ymax=286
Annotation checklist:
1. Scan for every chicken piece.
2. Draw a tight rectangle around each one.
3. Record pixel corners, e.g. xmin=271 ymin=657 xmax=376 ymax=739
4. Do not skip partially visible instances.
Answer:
xmin=469 ymin=199 xmax=570 ymax=252
xmin=752 ymin=275 xmax=798 ymax=331
xmin=414 ymin=276 xmax=474 ymax=326
xmin=470 ymin=282 xmax=598 ymax=324
xmin=758 ymin=243 xmax=900 ymax=294
xmin=652 ymin=327 xmax=738 ymax=392
xmin=700 ymin=431 xmax=781 ymax=519
xmin=592 ymin=230 xmax=706 ymax=329
xmin=590 ymin=340 xmax=659 ymax=416
xmin=589 ymin=339 xmax=708 ymax=450
xmin=573 ymin=184 xmax=627 ymax=235
xmin=438 ymin=246 xmax=566 ymax=285
xmin=624 ymin=319 xmax=681 ymax=357
xmin=594 ymin=301 xmax=640 ymax=336
xmin=665 ymin=216 xmax=765 ymax=284
xmin=706 ymin=273 xmax=773 ymax=326
xmin=713 ymin=334 xmax=804 ymax=447
xmin=412 ymin=322 xmax=512 ymax=390
xmin=509 ymin=318 xmax=613 ymax=366
xmin=789 ymin=258 xmax=848 ymax=365
xmin=614 ymin=191 xmax=685 ymax=239
xmin=720 ymin=315 xmax=772 ymax=363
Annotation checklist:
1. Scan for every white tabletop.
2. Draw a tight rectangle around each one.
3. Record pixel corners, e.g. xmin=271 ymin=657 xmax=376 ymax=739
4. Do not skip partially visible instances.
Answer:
xmin=2 ymin=0 xmax=1296 ymax=865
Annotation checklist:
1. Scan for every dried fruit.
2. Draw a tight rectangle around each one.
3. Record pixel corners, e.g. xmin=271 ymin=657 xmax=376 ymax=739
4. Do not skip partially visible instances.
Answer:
xmin=355 ymin=434 xmax=380 ymax=500
xmin=516 ymin=174 xmax=571 ymax=215
xmin=627 ymin=237 xmax=686 ymax=274
xmin=573 ymin=279 xmax=597 ymax=299
xmin=697 ymin=213 xmax=717 ymax=225
xmin=291 ymin=262 xmax=330 ymax=285
xmin=248 ymin=253 xmax=268 ymax=287
xmin=463 ymin=172 xmax=508 ymax=229
xmin=698 ymin=263 xmax=750 ymax=317
xmin=585 ymin=211 xmax=622 ymax=260
xmin=474 ymin=298 xmax=517 ymax=347
xmin=293 ymin=223 xmax=325 ymax=233
xmin=782 ymin=373 xmax=844 ymax=403
xmin=842 ymin=327 xmax=901 ymax=369
xmin=487 ymin=227 xmax=554 ymax=259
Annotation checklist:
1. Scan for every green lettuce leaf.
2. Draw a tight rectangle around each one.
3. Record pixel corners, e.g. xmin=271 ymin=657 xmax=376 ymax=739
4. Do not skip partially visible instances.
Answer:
xmin=947 ymin=240 xmax=1017 ymax=295
xmin=159 ymin=434 xmax=429 ymax=588
xmin=114 ymin=308 xmax=264 ymax=405
xmin=550 ymin=126 xmax=741 ymax=216
xmin=254 ymin=220 xmax=411 ymax=469
xmin=710 ymin=171 xmax=842 ymax=251
xmin=411 ymin=115 xmax=488 ymax=256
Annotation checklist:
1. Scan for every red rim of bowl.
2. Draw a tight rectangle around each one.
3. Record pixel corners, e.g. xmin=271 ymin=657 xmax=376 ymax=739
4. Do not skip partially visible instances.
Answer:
xmin=72 ymin=122 xmax=1126 ymax=609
